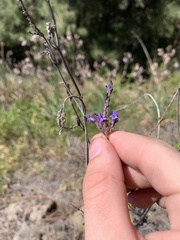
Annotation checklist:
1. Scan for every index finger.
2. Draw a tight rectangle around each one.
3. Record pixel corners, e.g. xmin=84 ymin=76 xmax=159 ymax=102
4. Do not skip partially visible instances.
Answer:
xmin=109 ymin=131 xmax=180 ymax=196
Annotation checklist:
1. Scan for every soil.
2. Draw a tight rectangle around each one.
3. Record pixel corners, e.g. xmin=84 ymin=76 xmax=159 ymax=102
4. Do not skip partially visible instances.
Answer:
xmin=0 ymin=127 xmax=175 ymax=239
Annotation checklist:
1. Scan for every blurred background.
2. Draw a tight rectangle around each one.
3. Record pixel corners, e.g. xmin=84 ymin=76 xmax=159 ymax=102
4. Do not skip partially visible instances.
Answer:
xmin=0 ymin=0 xmax=180 ymax=238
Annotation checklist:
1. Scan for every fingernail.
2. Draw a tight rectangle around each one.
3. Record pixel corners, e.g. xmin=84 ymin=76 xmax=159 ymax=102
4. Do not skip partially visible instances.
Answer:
xmin=89 ymin=138 xmax=103 ymax=161
xmin=152 ymin=193 xmax=161 ymax=203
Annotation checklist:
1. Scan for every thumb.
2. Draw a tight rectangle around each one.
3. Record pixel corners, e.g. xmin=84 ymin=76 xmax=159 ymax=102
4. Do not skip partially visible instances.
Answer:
xmin=83 ymin=135 xmax=139 ymax=240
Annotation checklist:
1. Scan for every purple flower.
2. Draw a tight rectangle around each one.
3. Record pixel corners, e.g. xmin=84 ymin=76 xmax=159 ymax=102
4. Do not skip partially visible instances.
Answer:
xmin=110 ymin=110 xmax=120 ymax=123
xmin=109 ymin=110 xmax=120 ymax=132
xmin=97 ymin=113 xmax=107 ymax=125
xmin=87 ymin=112 xmax=107 ymax=130
xmin=87 ymin=114 xmax=96 ymax=122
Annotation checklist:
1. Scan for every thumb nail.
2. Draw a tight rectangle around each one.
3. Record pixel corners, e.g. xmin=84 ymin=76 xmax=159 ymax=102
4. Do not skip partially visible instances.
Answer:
xmin=89 ymin=138 xmax=103 ymax=161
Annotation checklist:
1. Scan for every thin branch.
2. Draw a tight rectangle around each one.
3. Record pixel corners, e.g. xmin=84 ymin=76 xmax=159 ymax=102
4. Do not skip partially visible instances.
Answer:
xmin=46 ymin=0 xmax=82 ymax=97
xmin=18 ymin=0 xmax=44 ymax=37
xmin=144 ymin=93 xmax=161 ymax=138
xmin=131 ymin=31 xmax=157 ymax=83
xmin=150 ymin=86 xmax=180 ymax=135
xmin=57 ymin=95 xmax=89 ymax=164
xmin=117 ymin=93 xmax=161 ymax=138
xmin=46 ymin=0 xmax=59 ymax=47
xmin=18 ymin=0 xmax=89 ymax=165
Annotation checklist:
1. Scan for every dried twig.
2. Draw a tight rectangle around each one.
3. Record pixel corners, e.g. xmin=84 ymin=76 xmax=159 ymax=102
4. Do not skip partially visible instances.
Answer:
xmin=18 ymin=0 xmax=89 ymax=165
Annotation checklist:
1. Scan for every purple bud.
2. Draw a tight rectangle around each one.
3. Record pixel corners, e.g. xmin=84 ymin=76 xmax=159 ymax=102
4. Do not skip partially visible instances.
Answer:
xmin=106 ymin=81 xmax=113 ymax=94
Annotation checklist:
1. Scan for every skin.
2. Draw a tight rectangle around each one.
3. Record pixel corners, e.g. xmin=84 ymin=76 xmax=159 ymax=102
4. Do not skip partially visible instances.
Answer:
xmin=83 ymin=131 xmax=180 ymax=240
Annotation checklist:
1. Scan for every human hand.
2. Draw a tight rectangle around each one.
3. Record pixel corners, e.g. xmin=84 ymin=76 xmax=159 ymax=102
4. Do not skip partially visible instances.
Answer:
xmin=83 ymin=131 xmax=180 ymax=240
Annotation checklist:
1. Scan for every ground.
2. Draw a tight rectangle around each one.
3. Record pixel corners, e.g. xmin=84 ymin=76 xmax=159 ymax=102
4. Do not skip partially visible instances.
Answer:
xmin=0 ymin=128 xmax=175 ymax=239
